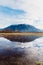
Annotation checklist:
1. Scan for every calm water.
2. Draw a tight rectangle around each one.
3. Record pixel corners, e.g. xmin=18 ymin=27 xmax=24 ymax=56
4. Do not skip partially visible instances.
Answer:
xmin=0 ymin=37 xmax=43 ymax=64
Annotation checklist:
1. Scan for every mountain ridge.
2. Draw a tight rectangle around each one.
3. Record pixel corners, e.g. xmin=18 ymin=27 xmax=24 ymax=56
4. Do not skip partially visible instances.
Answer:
xmin=0 ymin=24 xmax=42 ymax=32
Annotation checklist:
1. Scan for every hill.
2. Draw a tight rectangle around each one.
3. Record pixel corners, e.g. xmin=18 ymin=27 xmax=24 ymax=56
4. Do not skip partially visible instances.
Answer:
xmin=0 ymin=24 xmax=42 ymax=32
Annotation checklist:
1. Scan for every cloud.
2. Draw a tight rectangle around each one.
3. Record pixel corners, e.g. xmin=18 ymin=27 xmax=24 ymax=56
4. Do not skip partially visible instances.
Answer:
xmin=33 ymin=19 xmax=43 ymax=30
xmin=0 ymin=5 xmax=26 ymax=28
xmin=0 ymin=6 xmax=26 ymax=18
xmin=0 ymin=0 xmax=43 ymax=30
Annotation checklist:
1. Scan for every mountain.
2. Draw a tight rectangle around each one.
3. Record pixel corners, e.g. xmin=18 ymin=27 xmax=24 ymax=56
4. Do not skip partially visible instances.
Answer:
xmin=0 ymin=24 xmax=42 ymax=32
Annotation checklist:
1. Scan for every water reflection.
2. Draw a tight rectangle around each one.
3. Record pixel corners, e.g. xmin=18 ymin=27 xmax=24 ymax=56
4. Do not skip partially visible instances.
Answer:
xmin=0 ymin=37 xmax=43 ymax=65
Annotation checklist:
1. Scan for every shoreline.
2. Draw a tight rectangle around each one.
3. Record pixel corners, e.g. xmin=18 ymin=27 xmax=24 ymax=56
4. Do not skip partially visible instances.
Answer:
xmin=0 ymin=32 xmax=43 ymax=36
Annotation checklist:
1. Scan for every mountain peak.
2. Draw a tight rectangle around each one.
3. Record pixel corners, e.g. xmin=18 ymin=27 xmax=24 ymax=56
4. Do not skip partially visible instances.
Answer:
xmin=2 ymin=24 xmax=42 ymax=32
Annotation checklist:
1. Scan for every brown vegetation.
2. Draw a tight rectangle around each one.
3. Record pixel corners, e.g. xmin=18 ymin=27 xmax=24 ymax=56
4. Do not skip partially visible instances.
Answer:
xmin=0 ymin=30 xmax=20 ymax=33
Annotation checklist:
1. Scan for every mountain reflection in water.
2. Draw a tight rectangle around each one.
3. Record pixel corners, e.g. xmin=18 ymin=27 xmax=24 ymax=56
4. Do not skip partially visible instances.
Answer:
xmin=4 ymin=35 xmax=41 ymax=42
xmin=0 ymin=37 xmax=43 ymax=65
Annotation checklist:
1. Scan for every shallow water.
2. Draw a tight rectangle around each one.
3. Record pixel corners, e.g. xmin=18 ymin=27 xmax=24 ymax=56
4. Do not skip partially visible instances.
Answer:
xmin=0 ymin=37 xmax=43 ymax=65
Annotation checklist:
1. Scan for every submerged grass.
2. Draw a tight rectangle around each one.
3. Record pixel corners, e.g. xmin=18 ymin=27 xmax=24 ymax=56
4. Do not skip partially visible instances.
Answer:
xmin=35 ymin=61 xmax=40 ymax=65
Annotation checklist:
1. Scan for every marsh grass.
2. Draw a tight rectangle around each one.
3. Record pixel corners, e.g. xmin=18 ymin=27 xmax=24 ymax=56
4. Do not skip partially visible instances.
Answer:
xmin=35 ymin=61 xmax=40 ymax=65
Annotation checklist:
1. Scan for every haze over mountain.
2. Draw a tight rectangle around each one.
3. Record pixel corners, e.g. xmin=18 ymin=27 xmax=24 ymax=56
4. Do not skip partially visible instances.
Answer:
xmin=0 ymin=24 xmax=42 ymax=32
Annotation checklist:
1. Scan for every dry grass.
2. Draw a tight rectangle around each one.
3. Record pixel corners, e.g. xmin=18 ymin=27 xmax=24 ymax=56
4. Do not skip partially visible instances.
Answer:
xmin=0 ymin=32 xmax=43 ymax=36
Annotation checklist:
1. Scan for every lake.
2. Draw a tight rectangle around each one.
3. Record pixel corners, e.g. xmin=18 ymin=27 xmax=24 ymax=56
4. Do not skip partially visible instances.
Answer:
xmin=0 ymin=36 xmax=43 ymax=65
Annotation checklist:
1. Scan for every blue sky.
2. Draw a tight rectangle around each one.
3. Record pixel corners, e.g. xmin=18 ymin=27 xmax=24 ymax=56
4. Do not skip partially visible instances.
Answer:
xmin=0 ymin=0 xmax=43 ymax=30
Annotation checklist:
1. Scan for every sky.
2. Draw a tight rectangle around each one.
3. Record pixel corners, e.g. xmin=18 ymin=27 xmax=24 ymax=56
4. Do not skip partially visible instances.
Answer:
xmin=0 ymin=0 xmax=43 ymax=30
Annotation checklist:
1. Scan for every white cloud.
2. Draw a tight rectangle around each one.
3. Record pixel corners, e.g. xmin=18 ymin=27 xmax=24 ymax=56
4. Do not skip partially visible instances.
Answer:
xmin=0 ymin=0 xmax=43 ymax=30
